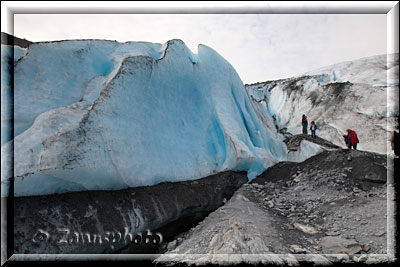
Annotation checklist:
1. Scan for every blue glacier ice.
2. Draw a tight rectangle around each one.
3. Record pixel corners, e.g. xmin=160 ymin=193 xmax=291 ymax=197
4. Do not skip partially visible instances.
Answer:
xmin=1 ymin=39 xmax=287 ymax=197
xmin=246 ymin=54 xmax=399 ymax=155
xmin=1 ymin=45 xmax=27 ymax=146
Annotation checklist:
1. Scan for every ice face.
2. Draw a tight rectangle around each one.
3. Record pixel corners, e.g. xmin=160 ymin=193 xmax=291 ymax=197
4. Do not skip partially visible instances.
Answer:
xmin=246 ymin=54 xmax=399 ymax=155
xmin=1 ymin=39 xmax=287 ymax=197
xmin=12 ymin=40 xmax=163 ymax=137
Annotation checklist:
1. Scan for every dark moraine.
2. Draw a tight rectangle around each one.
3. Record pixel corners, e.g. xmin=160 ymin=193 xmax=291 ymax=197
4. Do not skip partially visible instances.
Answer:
xmin=13 ymin=171 xmax=248 ymax=254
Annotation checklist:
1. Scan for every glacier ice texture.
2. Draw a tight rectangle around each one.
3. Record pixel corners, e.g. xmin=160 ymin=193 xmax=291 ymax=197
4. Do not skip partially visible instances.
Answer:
xmin=1 ymin=39 xmax=287 ymax=197
xmin=246 ymin=54 xmax=399 ymax=155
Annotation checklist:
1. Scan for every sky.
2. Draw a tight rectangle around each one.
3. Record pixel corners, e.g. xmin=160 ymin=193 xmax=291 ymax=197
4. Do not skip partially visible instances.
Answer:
xmin=4 ymin=2 xmax=397 ymax=84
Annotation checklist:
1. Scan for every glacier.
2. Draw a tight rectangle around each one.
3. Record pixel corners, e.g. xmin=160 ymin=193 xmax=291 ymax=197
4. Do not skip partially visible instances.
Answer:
xmin=1 ymin=45 xmax=27 ymax=146
xmin=246 ymin=54 xmax=399 ymax=155
xmin=1 ymin=39 xmax=287 ymax=197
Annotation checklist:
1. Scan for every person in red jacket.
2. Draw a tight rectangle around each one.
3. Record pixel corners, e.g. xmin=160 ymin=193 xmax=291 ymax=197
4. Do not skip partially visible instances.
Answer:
xmin=346 ymin=129 xmax=359 ymax=149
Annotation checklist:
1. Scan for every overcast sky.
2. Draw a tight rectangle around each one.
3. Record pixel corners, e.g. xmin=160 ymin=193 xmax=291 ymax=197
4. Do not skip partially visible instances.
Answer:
xmin=8 ymin=3 xmax=395 ymax=84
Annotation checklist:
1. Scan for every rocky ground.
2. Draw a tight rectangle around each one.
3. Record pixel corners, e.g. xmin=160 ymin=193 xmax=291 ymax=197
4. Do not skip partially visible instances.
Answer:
xmin=250 ymin=149 xmax=389 ymax=255
xmin=155 ymin=135 xmax=396 ymax=265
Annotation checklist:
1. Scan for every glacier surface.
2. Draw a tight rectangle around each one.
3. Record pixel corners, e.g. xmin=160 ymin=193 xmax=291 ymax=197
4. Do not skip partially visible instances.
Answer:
xmin=1 ymin=39 xmax=287 ymax=197
xmin=246 ymin=54 xmax=399 ymax=155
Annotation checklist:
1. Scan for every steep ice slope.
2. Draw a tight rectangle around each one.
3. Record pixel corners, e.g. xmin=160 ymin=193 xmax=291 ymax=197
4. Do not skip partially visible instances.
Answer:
xmin=1 ymin=39 xmax=287 ymax=197
xmin=1 ymin=45 xmax=27 ymax=145
xmin=12 ymin=40 xmax=164 ymax=137
xmin=246 ymin=54 xmax=399 ymax=155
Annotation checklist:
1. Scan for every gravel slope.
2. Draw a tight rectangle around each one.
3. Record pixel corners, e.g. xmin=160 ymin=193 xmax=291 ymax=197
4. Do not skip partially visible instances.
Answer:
xmin=155 ymin=136 xmax=395 ymax=265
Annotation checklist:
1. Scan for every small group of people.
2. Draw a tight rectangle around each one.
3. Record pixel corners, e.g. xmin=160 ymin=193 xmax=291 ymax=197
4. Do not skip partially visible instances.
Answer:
xmin=302 ymin=114 xmax=360 ymax=149
xmin=301 ymin=114 xmax=317 ymax=138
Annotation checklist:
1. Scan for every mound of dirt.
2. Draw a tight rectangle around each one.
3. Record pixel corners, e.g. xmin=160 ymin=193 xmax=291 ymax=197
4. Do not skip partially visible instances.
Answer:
xmin=156 ymin=144 xmax=393 ymax=265
xmin=251 ymin=148 xmax=389 ymax=256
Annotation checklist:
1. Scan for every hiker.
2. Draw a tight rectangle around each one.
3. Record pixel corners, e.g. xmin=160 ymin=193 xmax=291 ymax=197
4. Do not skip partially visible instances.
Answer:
xmin=302 ymin=115 xmax=308 ymax=134
xmin=346 ymin=129 xmax=359 ymax=149
xmin=310 ymin=121 xmax=317 ymax=138
xmin=391 ymin=130 xmax=399 ymax=157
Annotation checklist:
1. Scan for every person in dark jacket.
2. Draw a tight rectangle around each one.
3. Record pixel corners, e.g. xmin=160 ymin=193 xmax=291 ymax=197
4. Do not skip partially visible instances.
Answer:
xmin=302 ymin=115 xmax=308 ymax=134
xmin=346 ymin=129 xmax=359 ymax=149
xmin=310 ymin=121 xmax=317 ymax=138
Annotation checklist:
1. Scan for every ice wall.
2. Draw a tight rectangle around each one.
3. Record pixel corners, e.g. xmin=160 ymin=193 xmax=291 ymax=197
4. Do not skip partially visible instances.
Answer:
xmin=1 ymin=39 xmax=287 ymax=197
